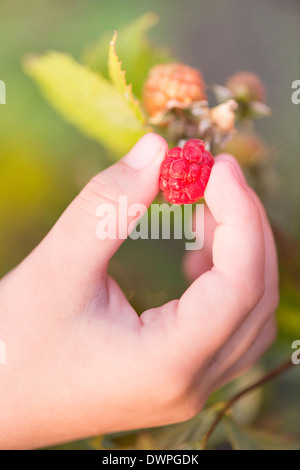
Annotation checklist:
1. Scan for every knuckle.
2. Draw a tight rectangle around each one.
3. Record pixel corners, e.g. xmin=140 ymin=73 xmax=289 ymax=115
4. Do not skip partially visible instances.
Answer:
xmin=86 ymin=173 xmax=122 ymax=203
xmin=78 ymin=173 xmax=122 ymax=215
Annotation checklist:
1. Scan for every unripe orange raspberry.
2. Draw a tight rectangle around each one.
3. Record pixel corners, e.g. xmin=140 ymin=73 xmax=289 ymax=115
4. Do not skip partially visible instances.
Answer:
xmin=226 ymin=72 xmax=266 ymax=103
xmin=143 ymin=63 xmax=207 ymax=118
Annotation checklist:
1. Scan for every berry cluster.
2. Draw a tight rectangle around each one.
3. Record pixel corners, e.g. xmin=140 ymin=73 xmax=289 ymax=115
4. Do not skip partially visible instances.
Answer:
xmin=159 ymin=139 xmax=214 ymax=205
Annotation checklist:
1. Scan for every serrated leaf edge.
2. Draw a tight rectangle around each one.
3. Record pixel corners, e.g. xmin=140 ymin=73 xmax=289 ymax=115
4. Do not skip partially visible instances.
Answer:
xmin=108 ymin=31 xmax=146 ymax=125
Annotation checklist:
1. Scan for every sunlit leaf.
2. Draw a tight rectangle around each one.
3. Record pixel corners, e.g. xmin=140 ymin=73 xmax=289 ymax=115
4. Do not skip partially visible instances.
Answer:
xmin=83 ymin=13 xmax=175 ymax=99
xmin=108 ymin=31 xmax=145 ymax=124
xmin=24 ymin=52 xmax=148 ymax=157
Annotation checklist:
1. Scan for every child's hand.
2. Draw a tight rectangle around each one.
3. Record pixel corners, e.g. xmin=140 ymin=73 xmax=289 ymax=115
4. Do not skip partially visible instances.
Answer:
xmin=0 ymin=134 xmax=278 ymax=449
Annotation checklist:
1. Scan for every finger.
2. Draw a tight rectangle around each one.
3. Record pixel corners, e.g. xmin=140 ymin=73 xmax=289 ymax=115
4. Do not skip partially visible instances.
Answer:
xmin=211 ymin=316 xmax=277 ymax=391
xmin=208 ymin=155 xmax=279 ymax=377
xmin=177 ymin=159 xmax=265 ymax=359
xmin=182 ymin=154 xmax=246 ymax=282
xmin=38 ymin=133 xmax=167 ymax=284
xmin=214 ymin=153 xmax=248 ymax=185
xmin=183 ymin=205 xmax=216 ymax=281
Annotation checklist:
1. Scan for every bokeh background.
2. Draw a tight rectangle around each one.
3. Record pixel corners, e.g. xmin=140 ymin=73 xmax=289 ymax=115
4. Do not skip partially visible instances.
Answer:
xmin=0 ymin=0 xmax=299 ymax=450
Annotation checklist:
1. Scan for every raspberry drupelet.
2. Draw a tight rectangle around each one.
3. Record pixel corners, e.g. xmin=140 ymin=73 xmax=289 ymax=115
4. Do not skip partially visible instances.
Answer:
xmin=159 ymin=139 xmax=214 ymax=205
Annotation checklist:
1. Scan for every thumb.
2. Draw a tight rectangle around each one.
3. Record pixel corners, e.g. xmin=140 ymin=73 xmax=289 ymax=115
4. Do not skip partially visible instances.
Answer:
xmin=48 ymin=133 xmax=167 ymax=279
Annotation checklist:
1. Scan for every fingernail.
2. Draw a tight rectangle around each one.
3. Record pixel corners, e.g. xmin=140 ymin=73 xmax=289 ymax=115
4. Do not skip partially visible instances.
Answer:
xmin=123 ymin=134 xmax=166 ymax=170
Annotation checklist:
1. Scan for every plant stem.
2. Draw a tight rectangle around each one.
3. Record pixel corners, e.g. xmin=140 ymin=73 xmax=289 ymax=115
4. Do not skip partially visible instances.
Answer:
xmin=202 ymin=358 xmax=294 ymax=450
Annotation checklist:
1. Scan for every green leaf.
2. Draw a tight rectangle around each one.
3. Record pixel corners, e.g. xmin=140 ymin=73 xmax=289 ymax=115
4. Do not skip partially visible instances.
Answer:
xmin=108 ymin=31 xmax=145 ymax=124
xmin=226 ymin=419 xmax=300 ymax=450
xmin=24 ymin=52 xmax=148 ymax=157
xmin=83 ymin=13 xmax=175 ymax=99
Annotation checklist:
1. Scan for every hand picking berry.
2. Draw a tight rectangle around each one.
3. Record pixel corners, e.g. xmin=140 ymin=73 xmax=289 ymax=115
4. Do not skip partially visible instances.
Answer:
xmin=159 ymin=139 xmax=214 ymax=205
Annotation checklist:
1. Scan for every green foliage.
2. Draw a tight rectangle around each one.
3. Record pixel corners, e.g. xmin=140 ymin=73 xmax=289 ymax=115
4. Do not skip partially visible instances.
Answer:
xmin=24 ymin=14 xmax=174 ymax=157
xmin=108 ymin=31 xmax=146 ymax=124
xmin=83 ymin=13 xmax=174 ymax=99
xmin=24 ymin=52 xmax=148 ymax=157
xmin=226 ymin=419 xmax=300 ymax=450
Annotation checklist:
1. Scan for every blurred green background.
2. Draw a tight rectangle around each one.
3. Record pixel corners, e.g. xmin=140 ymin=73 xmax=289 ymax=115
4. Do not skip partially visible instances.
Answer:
xmin=0 ymin=0 xmax=299 ymax=450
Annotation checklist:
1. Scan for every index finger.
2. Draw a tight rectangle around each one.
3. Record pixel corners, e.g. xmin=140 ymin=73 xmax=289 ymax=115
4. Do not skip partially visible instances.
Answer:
xmin=177 ymin=160 xmax=265 ymax=358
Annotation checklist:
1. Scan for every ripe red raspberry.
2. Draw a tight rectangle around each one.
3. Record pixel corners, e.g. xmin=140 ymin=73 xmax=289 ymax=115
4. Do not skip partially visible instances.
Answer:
xmin=159 ymin=139 xmax=214 ymax=204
